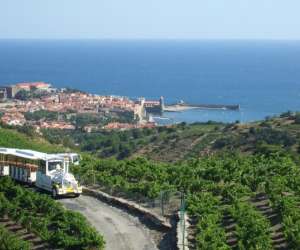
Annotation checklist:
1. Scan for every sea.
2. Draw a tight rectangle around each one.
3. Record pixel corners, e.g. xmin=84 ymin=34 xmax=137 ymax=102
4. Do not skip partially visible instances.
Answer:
xmin=0 ymin=39 xmax=300 ymax=124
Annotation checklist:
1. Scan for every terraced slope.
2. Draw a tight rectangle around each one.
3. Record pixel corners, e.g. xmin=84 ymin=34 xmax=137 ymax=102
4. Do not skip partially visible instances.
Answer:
xmin=0 ymin=217 xmax=51 ymax=250
xmin=0 ymin=177 xmax=105 ymax=250
xmin=222 ymin=212 xmax=237 ymax=248
xmin=250 ymin=193 xmax=288 ymax=250
xmin=38 ymin=112 xmax=300 ymax=162
xmin=73 ymin=151 xmax=300 ymax=249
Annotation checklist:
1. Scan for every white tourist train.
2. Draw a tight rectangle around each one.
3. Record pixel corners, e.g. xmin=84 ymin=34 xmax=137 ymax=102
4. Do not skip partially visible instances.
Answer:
xmin=0 ymin=148 xmax=82 ymax=198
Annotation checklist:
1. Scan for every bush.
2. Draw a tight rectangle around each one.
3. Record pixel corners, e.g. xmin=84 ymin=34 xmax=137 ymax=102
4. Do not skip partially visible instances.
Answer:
xmin=295 ymin=113 xmax=300 ymax=124
xmin=229 ymin=202 xmax=272 ymax=250
xmin=254 ymin=128 xmax=296 ymax=147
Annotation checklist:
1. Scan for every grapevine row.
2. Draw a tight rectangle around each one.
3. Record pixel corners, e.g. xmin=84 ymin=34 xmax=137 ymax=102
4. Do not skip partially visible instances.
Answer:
xmin=0 ymin=224 xmax=31 ymax=250
xmin=0 ymin=177 xmax=105 ymax=250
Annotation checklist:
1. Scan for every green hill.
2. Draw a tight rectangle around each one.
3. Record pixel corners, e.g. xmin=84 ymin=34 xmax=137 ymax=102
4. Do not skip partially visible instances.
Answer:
xmin=2 ymin=112 xmax=300 ymax=249
xmin=0 ymin=127 xmax=66 ymax=153
xmin=40 ymin=112 xmax=300 ymax=162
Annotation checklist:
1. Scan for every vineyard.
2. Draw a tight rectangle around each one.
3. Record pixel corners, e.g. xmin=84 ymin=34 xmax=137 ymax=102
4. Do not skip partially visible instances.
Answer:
xmin=0 ymin=177 xmax=105 ymax=250
xmin=1 ymin=114 xmax=300 ymax=249
xmin=73 ymin=152 xmax=300 ymax=249
xmin=0 ymin=224 xmax=32 ymax=250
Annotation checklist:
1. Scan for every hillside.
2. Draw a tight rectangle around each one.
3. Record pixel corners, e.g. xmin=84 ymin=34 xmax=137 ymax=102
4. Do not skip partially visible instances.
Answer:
xmin=0 ymin=126 xmax=67 ymax=153
xmin=73 ymin=152 xmax=300 ymax=250
xmin=0 ymin=177 xmax=105 ymax=249
xmin=39 ymin=112 xmax=300 ymax=162
xmin=2 ymin=112 xmax=300 ymax=249
xmin=132 ymin=112 xmax=300 ymax=162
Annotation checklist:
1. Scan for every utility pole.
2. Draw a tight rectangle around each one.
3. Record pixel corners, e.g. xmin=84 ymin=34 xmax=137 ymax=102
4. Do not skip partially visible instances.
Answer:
xmin=160 ymin=191 xmax=164 ymax=216
xmin=92 ymin=164 xmax=96 ymax=186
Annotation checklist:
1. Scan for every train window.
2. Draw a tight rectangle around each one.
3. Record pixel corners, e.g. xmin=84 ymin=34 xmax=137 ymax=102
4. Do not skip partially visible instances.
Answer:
xmin=72 ymin=155 xmax=79 ymax=163
xmin=48 ymin=161 xmax=63 ymax=172
xmin=39 ymin=160 xmax=46 ymax=174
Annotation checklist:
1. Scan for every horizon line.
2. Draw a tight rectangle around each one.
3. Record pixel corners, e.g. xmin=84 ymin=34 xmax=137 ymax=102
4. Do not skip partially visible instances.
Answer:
xmin=1 ymin=37 xmax=300 ymax=42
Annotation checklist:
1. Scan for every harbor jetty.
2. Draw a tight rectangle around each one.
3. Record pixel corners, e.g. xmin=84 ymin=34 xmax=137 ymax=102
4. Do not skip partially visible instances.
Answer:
xmin=164 ymin=100 xmax=240 ymax=112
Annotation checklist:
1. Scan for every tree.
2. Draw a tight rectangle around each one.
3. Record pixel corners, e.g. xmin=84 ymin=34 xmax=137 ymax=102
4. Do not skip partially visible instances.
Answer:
xmin=295 ymin=113 xmax=300 ymax=124
xmin=118 ymin=144 xmax=132 ymax=159
xmin=15 ymin=90 xmax=30 ymax=100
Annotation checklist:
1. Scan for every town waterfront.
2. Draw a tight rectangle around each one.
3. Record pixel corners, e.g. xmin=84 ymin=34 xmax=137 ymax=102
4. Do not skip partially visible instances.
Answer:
xmin=0 ymin=39 xmax=300 ymax=123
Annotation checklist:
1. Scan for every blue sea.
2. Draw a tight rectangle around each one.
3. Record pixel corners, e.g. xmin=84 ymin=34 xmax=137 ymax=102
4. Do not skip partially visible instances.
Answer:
xmin=0 ymin=39 xmax=300 ymax=123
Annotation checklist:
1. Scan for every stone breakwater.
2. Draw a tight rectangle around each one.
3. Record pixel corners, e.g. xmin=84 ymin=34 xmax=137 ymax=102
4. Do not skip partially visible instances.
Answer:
xmin=164 ymin=103 xmax=240 ymax=112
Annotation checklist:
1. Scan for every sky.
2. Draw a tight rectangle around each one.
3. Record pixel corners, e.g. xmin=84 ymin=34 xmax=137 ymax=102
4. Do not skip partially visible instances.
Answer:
xmin=0 ymin=0 xmax=299 ymax=40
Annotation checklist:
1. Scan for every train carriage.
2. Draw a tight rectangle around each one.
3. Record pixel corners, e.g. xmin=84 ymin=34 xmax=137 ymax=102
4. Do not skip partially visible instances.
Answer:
xmin=0 ymin=148 xmax=82 ymax=198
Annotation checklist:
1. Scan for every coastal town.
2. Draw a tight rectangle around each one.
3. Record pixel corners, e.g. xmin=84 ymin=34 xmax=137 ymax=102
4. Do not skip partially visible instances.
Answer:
xmin=0 ymin=81 xmax=164 ymax=131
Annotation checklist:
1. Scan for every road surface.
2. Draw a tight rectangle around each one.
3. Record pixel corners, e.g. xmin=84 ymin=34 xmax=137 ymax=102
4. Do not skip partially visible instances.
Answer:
xmin=59 ymin=195 xmax=158 ymax=250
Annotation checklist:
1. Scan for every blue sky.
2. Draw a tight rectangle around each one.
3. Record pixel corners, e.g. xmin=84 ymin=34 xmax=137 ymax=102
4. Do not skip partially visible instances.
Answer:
xmin=0 ymin=0 xmax=299 ymax=39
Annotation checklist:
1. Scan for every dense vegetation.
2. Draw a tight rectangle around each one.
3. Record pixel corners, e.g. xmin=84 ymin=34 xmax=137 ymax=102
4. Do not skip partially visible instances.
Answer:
xmin=24 ymin=109 xmax=135 ymax=129
xmin=265 ymin=176 xmax=300 ymax=248
xmin=0 ymin=177 xmax=105 ymax=249
xmin=2 ymin=111 xmax=300 ymax=249
xmin=72 ymin=151 xmax=300 ymax=249
xmin=72 ymin=152 xmax=294 ymax=198
xmin=0 ymin=224 xmax=31 ymax=250
xmin=228 ymin=201 xmax=272 ymax=249
xmin=14 ymin=89 xmax=48 ymax=100
xmin=24 ymin=110 xmax=61 ymax=121
xmin=32 ymin=112 xmax=300 ymax=163
xmin=0 ymin=126 xmax=65 ymax=153
xmin=42 ymin=121 xmax=222 ymax=160
xmin=187 ymin=193 xmax=229 ymax=250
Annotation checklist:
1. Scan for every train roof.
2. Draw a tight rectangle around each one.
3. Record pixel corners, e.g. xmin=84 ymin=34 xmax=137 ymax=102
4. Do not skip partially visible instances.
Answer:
xmin=56 ymin=153 xmax=79 ymax=157
xmin=0 ymin=148 xmax=65 ymax=161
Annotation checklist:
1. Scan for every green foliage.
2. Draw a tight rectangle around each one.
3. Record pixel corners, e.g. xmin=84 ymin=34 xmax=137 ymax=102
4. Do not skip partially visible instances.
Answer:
xmin=41 ymin=128 xmax=75 ymax=146
xmin=280 ymin=111 xmax=294 ymax=118
xmin=72 ymin=114 xmax=106 ymax=128
xmin=0 ymin=127 xmax=65 ymax=153
xmin=187 ymin=193 xmax=230 ymax=250
xmin=254 ymin=142 xmax=284 ymax=155
xmin=229 ymin=202 xmax=272 ymax=250
xmin=265 ymin=176 xmax=300 ymax=249
xmin=74 ymin=153 xmax=298 ymax=199
xmin=214 ymin=127 xmax=297 ymax=152
xmin=0 ymin=177 xmax=105 ymax=250
xmin=0 ymin=224 xmax=31 ymax=250
xmin=24 ymin=110 xmax=59 ymax=121
xmin=40 ymin=122 xmax=220 ymax=161
xmin=295 ymin=112 xmax=300 ymax=124
xmin=72 ymin=152 xmax=300 ymax=248
xmin=15 ymin=89 xmax=48 ymax=100
xmin=254 ymin=127 xmax=296 ymax=147
xmin=4 ymin=111 xmax=300 ymax=248
xmin=14 ymin=89 xmax=30 ymax=100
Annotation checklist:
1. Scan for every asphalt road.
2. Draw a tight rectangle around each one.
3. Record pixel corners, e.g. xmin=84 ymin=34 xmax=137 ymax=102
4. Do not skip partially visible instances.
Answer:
xmin=59 ymin=195 xmax=158 ymax=250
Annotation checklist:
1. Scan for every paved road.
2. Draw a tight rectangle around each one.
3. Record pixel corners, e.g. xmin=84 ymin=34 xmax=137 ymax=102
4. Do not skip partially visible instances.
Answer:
xmin=59 ymin=195 xmax=158 ymax=250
